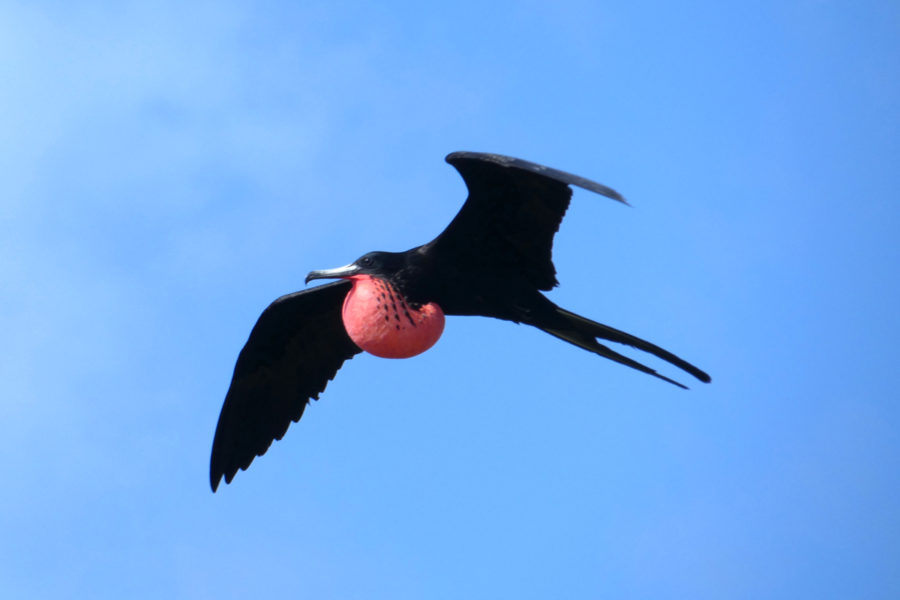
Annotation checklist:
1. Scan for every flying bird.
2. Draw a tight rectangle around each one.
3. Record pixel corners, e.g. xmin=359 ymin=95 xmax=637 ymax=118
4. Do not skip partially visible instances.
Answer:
xmin=210 ymin=151 xmax=710 ymax=491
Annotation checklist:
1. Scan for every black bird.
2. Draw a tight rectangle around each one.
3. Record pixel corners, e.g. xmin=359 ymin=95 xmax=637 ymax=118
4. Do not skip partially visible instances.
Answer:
xmin=210 ymin=151 xmax=710 ymax=491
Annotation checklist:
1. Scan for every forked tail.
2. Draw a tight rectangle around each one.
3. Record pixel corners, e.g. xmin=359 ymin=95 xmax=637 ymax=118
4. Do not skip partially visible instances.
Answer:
xmin=537 ymin=306 xmax=711 ymax=389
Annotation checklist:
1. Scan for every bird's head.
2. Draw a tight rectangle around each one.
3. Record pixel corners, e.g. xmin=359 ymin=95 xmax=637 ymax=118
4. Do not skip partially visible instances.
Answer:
xmin=305 ymin=251 xmax=406 ymax=284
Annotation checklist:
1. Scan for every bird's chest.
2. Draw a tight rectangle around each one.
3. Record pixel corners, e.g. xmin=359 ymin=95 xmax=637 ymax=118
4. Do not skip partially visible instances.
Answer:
xmin=342 ymin=275 xmax=445 ymax=359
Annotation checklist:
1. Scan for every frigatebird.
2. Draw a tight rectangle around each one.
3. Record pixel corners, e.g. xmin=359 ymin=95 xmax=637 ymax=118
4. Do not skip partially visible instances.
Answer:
xmin=210 ymin=151 xmax=710 ymax=491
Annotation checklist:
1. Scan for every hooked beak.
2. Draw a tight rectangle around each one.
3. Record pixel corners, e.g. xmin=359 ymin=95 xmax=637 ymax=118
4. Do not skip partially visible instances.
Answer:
xmin=305 ymin=263 xmax=361 ymax=284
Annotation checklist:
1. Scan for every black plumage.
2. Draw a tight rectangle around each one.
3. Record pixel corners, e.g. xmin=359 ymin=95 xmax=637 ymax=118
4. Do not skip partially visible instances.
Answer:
xmin=210 ymin=151 xmax=710 ymax=491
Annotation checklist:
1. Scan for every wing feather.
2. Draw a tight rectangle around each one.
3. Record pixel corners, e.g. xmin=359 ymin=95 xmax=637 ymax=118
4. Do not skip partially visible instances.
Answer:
xmin=210 ymin=280 xmax=360 ymax=491
xmin=446 ymin=151 xmax=627 ymax=203
xmin=424 ymin=152 xmax=625 ymax=292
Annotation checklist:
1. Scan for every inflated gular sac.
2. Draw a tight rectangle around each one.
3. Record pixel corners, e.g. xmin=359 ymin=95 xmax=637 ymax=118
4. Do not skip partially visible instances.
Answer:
xmin=341 ymin=274 xmax=444 ymax=359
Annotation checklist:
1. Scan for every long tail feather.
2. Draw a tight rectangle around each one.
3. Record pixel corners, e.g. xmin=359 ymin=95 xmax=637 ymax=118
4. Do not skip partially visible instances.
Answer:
xmin=531 ymin=304 xmax=711 ymax=388
xmin=555 ymin=307 xmax=711 ymax=383
xmin=540 ymin=326 xmax=690 ymax=389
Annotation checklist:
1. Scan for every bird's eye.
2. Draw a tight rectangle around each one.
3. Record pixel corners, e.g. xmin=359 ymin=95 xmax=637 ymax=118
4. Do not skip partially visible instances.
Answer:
xmin=361 ymin=256 xmax=373 ymax=267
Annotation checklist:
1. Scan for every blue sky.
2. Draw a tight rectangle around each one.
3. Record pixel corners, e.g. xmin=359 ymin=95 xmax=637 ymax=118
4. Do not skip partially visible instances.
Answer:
xmin=2 ymin=1 xmax=898 ymax=598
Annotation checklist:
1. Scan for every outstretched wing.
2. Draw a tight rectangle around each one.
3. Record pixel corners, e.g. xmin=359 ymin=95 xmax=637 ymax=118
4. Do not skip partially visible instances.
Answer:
xmin=210 ymin=280 xmax=361 ymax=491
xmin=424 ymin=152 xmax=627 ymax=292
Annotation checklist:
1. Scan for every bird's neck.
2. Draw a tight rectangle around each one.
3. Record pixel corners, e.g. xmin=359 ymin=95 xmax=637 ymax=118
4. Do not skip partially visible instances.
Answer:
xmin=342 ymin=274 xmax=444 ymax=359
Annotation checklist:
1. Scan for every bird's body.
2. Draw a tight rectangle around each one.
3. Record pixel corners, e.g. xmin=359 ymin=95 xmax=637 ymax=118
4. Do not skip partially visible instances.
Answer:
xmin=210 ymin=151 xmax=711 ymax=491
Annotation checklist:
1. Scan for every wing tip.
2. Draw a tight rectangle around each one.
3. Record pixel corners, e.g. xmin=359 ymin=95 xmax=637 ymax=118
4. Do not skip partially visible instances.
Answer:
xmin=445 ymin=151 xmax=628 ymax=204
xmin=210 ymin=461 xmax=224 ymax=492
xmin=210 ymin=463 xmax=241 ymax=492
xmin=209 ymin=456 xmax=228 ymax=492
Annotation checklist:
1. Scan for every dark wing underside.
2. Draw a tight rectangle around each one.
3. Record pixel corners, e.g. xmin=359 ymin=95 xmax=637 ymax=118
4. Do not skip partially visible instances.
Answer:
xmin=424 ymin=152 xmax=627 ymax=292
xmin=210 ymin=280 xmax=360 ymax=491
